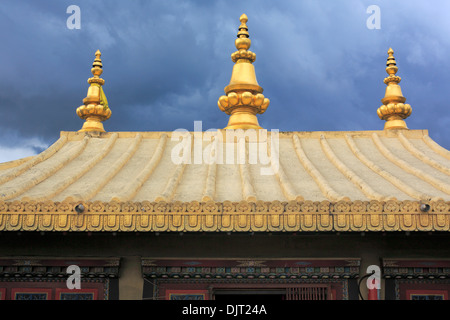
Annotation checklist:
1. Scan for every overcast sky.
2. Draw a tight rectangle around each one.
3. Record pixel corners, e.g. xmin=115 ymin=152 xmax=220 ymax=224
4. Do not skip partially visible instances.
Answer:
xmin=0 ymin=0 xmax=449 ymax=162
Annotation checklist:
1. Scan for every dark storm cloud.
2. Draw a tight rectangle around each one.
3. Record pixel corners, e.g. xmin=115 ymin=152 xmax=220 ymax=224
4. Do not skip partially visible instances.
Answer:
xmin=0 ymin=0 xmax=449 ymax=162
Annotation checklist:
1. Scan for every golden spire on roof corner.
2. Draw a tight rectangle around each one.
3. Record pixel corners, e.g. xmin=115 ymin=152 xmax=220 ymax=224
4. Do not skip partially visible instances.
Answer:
xmin=377 ymin=48 xmax=412 ymax=130
xmin=217 ymin=14 xmax=270 ymax=129
xmin=76 ymin=50 xmax=111 ymax=132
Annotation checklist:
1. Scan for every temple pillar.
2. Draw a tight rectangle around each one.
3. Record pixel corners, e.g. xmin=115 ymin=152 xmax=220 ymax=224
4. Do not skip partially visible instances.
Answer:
xmin=119 ymin=256 xmax=144 ymax=300
xmin=359 ymin=252 xmax=383 ymax=300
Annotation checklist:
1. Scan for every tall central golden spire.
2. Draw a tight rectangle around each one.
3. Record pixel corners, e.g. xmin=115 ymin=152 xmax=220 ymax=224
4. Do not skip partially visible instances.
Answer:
xmin=218 ymin=14 xmax=270 ymax=129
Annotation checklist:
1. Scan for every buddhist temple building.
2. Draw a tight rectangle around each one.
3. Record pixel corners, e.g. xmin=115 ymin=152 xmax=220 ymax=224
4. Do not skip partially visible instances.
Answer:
xmin=0 ymin=14 xmax=449 ymax=301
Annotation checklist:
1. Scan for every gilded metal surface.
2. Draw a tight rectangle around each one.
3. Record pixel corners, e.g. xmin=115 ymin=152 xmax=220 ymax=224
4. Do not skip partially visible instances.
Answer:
xmin=218 ymin=14 xmax=270 ymax=129
xmin=377 ymin=48 xmax=412 ymax=130
xmin=0 ymin=200 xmax=448 ymax=232
xmin=76 ymin=50 xmax=111 ymax=132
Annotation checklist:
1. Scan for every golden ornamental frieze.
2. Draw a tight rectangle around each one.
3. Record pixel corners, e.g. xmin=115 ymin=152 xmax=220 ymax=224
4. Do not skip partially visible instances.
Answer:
xmin=0 ymin=199 xmax=448 ymax=232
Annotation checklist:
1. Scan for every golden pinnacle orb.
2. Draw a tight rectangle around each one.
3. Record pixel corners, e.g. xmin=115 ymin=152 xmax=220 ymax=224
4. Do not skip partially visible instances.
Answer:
xmin=76 ymin=50 xmax=111 ymax=132
xmin=217 ymin=14 xmax=270 ymax=129
xmin=377 ymin=48 xmax=412 ymax=130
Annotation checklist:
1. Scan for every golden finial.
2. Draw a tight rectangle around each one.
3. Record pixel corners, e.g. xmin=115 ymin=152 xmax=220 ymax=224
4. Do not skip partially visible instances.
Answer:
xmin=377 ymin=48 xmax=412 ymax=130
xmin=240 ymin=14 xmax=248 ymax=24
xmin=76 ymin=50 xmax=111 ymax=132
xmin=385 ymin=48 xmax=398 ymax=75
xmin=92 ymin=50 xmax=103 ymax=75
xmin=236 ymin=14 xmax=250 ymax=45
xmin=217 ymin=14 xmax=270 ymax=129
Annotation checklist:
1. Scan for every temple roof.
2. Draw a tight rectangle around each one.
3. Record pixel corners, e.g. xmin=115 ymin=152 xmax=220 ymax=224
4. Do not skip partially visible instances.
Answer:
xmin=0 ymin=14 xmax=449 ymax=233
xmin=0 ymin=129 xmax=449 ymax=204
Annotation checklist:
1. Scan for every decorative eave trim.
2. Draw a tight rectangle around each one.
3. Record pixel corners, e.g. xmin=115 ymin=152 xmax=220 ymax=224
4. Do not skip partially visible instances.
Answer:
xmin=0 ymin=257 xmax=120 ymax=278
xmin=382 ymin=259 xmax=450 ymax=279
xmin=143 ymin=271 xmax=359 ymax=280
xmin=0 ymin=200 xmax=449 ymax=232
xmin=141 ymin=258 xmax=361 ymax=280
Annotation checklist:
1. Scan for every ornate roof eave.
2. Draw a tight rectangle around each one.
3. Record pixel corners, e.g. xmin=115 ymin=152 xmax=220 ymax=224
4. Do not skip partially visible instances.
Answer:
xmin=0 ymin=199 xmax=449 ymax=232
xmin=382 ymin=258 xmax=450 ymax=279
xmin=141 ymin=258 xmax=362 ymax=280
xmin=0 ymin=256 xmax=120 ymax=278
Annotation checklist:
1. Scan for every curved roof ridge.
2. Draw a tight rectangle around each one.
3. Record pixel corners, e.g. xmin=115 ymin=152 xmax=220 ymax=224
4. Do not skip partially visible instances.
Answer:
xmin=422 ymin=134 xmax=450 ymax=161
xmin=0 ymin=136 xmax=89 ymax=201
xmin=398 ymin=131 xmax=450 ymax=176
xmin=64 ymin=133 xmax=143 ymax=203
xmin=292 ymin=134 xmax=347 ymax=202
xmin=372 ymin=133 xmax=450 ymax=196
xmin=0 ymin=135 xmax=68 ymax=185
xmin=344 ymin=134 xmax=430 ymax=201
xmin=320 ymin=134 xmax=388 ymax=201
xmin=111 ymin=133 xmax=168 ymax=202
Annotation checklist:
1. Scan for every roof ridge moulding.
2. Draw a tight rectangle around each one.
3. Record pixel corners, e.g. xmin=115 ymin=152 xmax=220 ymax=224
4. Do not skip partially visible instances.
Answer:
xmin=57 ymin=129 xmax=431 ymax=141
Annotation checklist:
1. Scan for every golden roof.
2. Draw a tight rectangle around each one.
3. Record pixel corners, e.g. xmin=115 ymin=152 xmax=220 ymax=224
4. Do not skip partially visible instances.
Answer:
xmin=0 ymin=14 xmax=449 ymax=233
xmin=0 ymin=129 xmax=449 ymax=232
xmin=1 ymin=130 xmax=449 ymax=203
